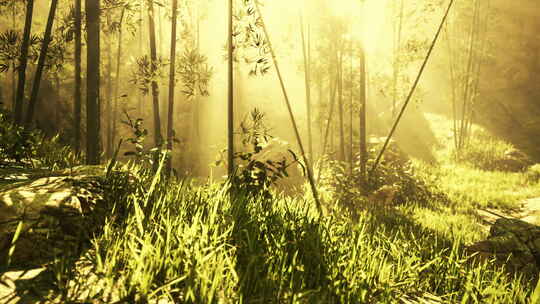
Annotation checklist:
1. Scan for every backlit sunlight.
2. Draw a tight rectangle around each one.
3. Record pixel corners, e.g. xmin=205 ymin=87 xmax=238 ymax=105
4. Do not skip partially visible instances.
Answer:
xmin=328 ymin=0 xmax=390 ymax=55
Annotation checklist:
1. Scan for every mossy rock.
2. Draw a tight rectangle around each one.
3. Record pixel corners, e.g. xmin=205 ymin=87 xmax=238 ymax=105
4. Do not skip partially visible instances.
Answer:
xmin=467 ymin=218 xmax=540 ymax=275
xmin=0 ymin=166 xmax=109 ymax=267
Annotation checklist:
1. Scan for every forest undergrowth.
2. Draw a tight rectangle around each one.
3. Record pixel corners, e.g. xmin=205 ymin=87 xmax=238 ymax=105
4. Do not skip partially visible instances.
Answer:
xmin=2 ymin=113 xmax=540 ymax=303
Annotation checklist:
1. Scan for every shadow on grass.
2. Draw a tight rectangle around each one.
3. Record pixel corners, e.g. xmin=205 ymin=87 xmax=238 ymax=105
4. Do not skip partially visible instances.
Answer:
xmin=229 ymin=194 xmax=335 ymax=303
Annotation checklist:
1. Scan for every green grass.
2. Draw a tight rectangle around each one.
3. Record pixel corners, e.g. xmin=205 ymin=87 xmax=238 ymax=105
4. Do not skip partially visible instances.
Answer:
xmin=423 ymin=113 xmax=540 ymax=211
xmin=3 ymin=113 xmax=540 ymax=303
xmin=17 ymin=159 xmax=533 ymax=304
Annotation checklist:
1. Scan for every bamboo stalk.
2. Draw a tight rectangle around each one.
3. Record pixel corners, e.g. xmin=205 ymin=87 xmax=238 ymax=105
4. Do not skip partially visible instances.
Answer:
xmin=317 ymin=67 xmax=339 ymax=183
xmin=349 ymin=26 xmax=354 ymax=175
xmin=254 ymin=2 xmax=323 ymax=216
xmin=392 ymin=0 xmax=404 ymax=118
xmin=300 ymin=14 xmax=313 ymax=171
xmin=112 ymin=8 xmax=125 ymax=159
xmin=227 ymin=0 xmax=234 ymax=177
xmin=370 ymin=0 xmax=455 ymax=176
xmin=445 ymin=24 xmax=458 ymax=152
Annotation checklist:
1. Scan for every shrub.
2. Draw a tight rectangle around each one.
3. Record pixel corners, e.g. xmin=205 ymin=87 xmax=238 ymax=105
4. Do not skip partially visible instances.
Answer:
xmin=455 ymin=130 xmax=531 ymax=172
xmin=319 ymin=142 xmax=438 ymax=215
xmin=526 ymin=164 xmax=540 ymax=183
xmin=227 ymin=108 xmax=303 ymax=198
xmin=0 ymin=109 xmax=79 ymax=169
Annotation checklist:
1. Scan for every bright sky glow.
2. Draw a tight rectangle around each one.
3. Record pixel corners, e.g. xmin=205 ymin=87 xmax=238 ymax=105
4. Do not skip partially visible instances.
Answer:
xmin=329 ymin=0 xmax=390 ymax=55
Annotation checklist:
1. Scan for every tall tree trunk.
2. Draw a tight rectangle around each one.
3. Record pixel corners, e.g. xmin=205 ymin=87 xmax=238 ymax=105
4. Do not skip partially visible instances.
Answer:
xmin=317 ymin=65 xmax=339 ymax=182
xmin=0 ymin=77 xmax=4 ymax=110
xmin=147 ymin=0 xmax=163 ymax=150
xmin=445 ymin=25 xmax=459 ymax=151
xmin=166 ymin=0 xmax=178 ymax=177
xmin=138 ymin=1 xmax=144 ymax=116
xmin=106 ymin=30 xmax=113 ymax=159
xmin=192 ymin=6 xmax=202 ymax=175
xmin=338 ymin=48 xmax=345 ymax=161
xmin=349 ymin=33 xmax=354 ymax=174
xmin=112 ymin=8 xmax=126 ymax=158
xmin=85 ymin=0 xmax=101 ymax=165
xmin=14 ymin=0 xmax=34 ymax=124
xmin=227 ymin=0 xmax=234 ymax=176
xmin=392 ymin=0 xmax=404 ymax=118
xmin=359 ymin=46 xmax=367 ymax=182
xmin=25 ymin=0 xmax=59 ymax=127
xmin=74 ymin=0 xmax=82 ymax=154
xmin=322 ymin=59 xmax=335 ymax=154
xmin=55 ymin=74 xmax=60 ymax=126
xmin=300 ymin=15 xmax=313 ymax=170
xmin=158 ymin=6 xmax=167 ymax=129
xmin=11 ymin=4 xmax=16 ymax=111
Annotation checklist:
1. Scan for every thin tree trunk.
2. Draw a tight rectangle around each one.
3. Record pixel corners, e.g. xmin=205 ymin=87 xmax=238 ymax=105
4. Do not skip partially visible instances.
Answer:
xmin=338 ymin=47 xmax=345 ymax=162
xmin=349 ymin=33 xmax=354 ymax=174
xmin=14 ymin=0 xmax=34 ymax=124
xmin=158 ymin=6 xmax=167 ymax=129
xmin=370 ymin=0 xmax=454 ymax=175
xmin=254 ymin=2 xmax=322 ymax=215
xmin=11 ymin=4 xmax=16 ymax=110
xmin=392 ymin=0 xmax=404 ymax=118
xmin=359 ymin=45 xmax=367 ymax=182
xmin=192 ymin=6 xmax=202 ymax=176
xmin=74 ymin=0 xmax=82 ymax=154
xmin=300 ymin=14 xmax=313 ymax=170
xmin=11 ymin=68 xmax=15 ymax=112
xmin=465 ymin=0 xmax=484 ymax=146
xmin=138 ymin=1 xmax=144 ymax=116
xmin=458 ymin=0 xmax=479 ymax=150
xmin=112 ymin=8 xmax=126 ymax=158
xmin=445 ymin=25 xmax=459 ymax=152
xmin=85 ymin=0 xmax=101 ymax=165
xmin=166 ymin=0 xmax=178 ymax=177
xmin=106 ymin=30 xmax=113 ymax=159
xmin=25 ymin=0 xmax=59 ymax=127
xmin=317 ymin=66 xmax=339 ymax=182
xmin=55 ymin=74 xmax=60 ymax=126
xmin=227 ymin=0 xmax=234 ymax=177
xmin=0 ymin=77 xmax=4 ymax=110
xmin=147 ymin=0 xmax=163 ymax=150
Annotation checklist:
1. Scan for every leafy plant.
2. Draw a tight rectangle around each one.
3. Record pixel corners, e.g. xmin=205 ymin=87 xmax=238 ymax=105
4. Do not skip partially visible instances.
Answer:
xmin=130 ymin=55 xmax=167 ymax=95
xmin=177 ymin=48 xmax=213 ymax=98
xmin=319 ymin=141 xmax=438 ymax=214
xmin=226 ymin=108 xmax=303 ymax=198
xmin=0 ymin=109 xmax=40 ymax=165
xmin=0 ymin=109 xmax=80 ymax=169
xmin=121 ymin=110 xmax=166 ymax=169
xmin=0 ymin=30 xmax=41 ymax=73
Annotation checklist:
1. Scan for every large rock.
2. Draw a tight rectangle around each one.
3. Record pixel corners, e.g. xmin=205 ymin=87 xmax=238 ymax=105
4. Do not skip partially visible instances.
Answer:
xmin=0 ymin=166 xmax=107 ymax=267
xmin=466 ymin=218 xmax=540 ymax=275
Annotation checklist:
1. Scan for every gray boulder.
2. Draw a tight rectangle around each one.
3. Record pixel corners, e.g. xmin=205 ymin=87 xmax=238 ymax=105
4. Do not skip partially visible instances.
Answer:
xmin=0 ymin=166 xmax=107 ymax=267
xmin=466 ymin=218 xmax=540 ymax=275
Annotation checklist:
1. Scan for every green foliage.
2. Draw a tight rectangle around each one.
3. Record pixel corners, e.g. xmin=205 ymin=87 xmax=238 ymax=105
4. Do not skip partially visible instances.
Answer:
xmin=121 ymin=111 xmax=162 ymax=168
xmin=319 ymin=142 xmax=438 ymax=212
xmin=130 ymin=55 xmax=168 ymax=95
xmin=453 ymin=130 xmax=531 ymax=172
xmin=0 ymin=109 xmax=80 ymax=169
xmin=229 ymin=0 xmax=271 ymax=76
xmin=0 ymin=111 xmax=39 ymax=164
xmin=23 ymin=163 xmax=535 ymax=303
xmin=425 ymin=114 xmax=540 ymax=210
xmin=229 ymin=109 xmax=302 ymax=198
xmin=526 ymin=164 xmax=540 ymax=184
xmin=177 ymin=48 xmax=213 ymax=98
xmin=0 ymin=29 xmax=41 ymax=73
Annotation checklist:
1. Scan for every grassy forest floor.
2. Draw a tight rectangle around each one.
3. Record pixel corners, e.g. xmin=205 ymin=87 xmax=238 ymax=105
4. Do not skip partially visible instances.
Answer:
xmin=2 ymin=113 xmax=540 ymax=303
